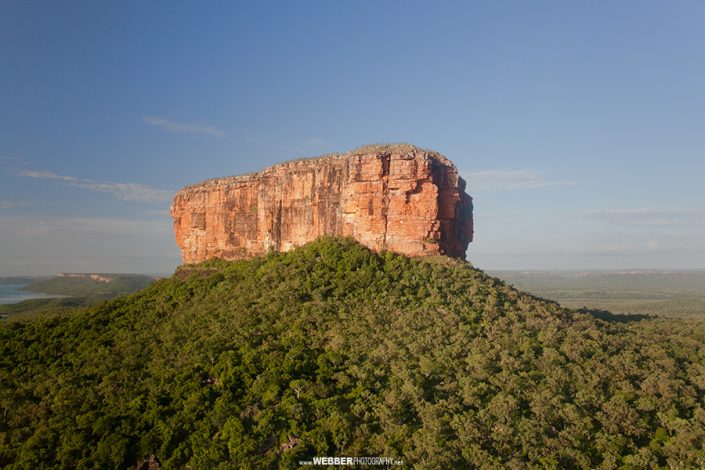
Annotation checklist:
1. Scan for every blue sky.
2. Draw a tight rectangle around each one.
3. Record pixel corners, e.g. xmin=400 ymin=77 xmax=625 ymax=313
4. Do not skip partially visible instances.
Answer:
xmin=1 ymin=1 xmax=704 ymax=275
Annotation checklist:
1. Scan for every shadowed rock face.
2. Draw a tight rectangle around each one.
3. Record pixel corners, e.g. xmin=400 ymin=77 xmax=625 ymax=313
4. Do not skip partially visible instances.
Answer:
xmin=171 ymin=144 xmax=473 ymax=263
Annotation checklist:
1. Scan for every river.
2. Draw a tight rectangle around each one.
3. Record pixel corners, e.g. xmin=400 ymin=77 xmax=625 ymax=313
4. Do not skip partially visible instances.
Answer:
xmin=0 ymin=284 xmax=65 ymax=305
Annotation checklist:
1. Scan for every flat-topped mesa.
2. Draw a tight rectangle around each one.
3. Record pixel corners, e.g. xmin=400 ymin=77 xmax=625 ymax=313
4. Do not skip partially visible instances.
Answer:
xmin=170 ymin=144 xmax=473 ymax=263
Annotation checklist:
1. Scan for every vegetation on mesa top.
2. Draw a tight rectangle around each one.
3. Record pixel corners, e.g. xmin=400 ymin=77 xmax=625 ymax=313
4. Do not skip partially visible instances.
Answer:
xmin=1 ymin=237 xmax=705 ymax=468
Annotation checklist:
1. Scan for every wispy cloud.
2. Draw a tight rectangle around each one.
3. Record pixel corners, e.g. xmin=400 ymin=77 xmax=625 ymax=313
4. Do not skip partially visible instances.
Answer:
xmin=586 ymin=208 xmax=705 ymax=226
xmin=142 ymin=116 xmax=226 ymax=137
xmin=19 ymin=170 xmax=77 ymax=183
xmin=464 ymin=168 xmax=568 ymax=192
xmin=18 ymin=169 xmax=174 ymax=203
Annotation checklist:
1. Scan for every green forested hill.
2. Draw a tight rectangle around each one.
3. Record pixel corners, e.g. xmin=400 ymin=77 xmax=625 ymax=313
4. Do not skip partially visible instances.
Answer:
xmin=23 ymin=274 xmax=155 ymax=299
xmin=1 ymin=238 xmax=704 ymax=468
xmin=0 ymin=274 xmax=156 ymax=320
xmin=490 ymin=270 xmax=705 ymax=318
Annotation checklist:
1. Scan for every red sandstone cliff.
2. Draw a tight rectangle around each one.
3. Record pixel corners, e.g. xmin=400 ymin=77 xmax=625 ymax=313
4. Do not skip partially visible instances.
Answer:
xmin=170 ymin=144 xmax=473 ymax=263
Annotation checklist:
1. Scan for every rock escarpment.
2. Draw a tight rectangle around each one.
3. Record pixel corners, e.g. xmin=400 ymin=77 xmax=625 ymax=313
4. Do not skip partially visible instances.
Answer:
xmin=171 ymin=144 xmax=473 ymax=263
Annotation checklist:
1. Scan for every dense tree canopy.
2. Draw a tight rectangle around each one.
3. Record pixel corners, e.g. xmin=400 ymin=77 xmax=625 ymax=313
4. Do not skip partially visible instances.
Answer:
xmin=1 ymin=237 xmax=704 ymax=468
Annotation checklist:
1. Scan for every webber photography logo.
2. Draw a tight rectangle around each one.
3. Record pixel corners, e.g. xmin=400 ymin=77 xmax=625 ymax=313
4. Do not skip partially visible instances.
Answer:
xmin=299 ymin=456 xmax=404 ymax=466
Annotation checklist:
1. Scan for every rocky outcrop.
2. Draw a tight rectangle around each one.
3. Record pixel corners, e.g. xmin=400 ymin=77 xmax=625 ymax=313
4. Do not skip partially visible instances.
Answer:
xmin=170 ymin=144 xmax=473 ymax=263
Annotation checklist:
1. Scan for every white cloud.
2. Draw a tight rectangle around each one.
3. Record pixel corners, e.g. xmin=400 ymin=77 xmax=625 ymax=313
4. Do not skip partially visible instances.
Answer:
xmin=18 ymin=170 xmax=78 ymax=183
xmin=586 ymin=208 xmax=705 ymax=226
xmin=142 ymin=116 xmax=226 ymax=137
xmin=18 ymin=169 xmax=174 ymax=203
xmin=464 ymin=168 xmax=567 ymax=192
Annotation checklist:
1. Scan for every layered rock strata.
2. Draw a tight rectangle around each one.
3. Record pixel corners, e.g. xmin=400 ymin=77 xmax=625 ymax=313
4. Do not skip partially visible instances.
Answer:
xmin=171 ymin=144 xmax=473 ymax=263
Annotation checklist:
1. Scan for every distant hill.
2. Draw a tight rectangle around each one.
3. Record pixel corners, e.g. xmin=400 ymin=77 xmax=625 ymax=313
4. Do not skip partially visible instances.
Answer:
xmin=1 ymin=238 xmax=704 ymax=468
xmin=23 ymin=273 xmax=155 ymax=298
xmin=491 ymin=270 xmax=705 ymax=318
xmin=0 ymin=274 xmax=155 ymax=319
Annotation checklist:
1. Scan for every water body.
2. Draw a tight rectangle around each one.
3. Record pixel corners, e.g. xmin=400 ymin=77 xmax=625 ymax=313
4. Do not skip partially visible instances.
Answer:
xmin=0 ymin=284 xmax=65 ymax=305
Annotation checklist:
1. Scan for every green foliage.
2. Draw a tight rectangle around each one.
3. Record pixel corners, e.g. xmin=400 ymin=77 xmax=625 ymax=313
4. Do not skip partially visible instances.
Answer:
xmin=492 ymin=270 xmax=705 ymax=318
xmin=0 ymin=297 xmax=92 ymax=318
xmin=0 ymin=274 xmax=155 ymax=320
xmin=23 ymin=274 xmax=155 ymax=299
xmin=1 ymin=237 xmax=704 ymax=468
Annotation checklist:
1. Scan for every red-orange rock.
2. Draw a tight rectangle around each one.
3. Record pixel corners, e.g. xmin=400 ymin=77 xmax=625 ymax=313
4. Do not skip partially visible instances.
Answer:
xmin=170 ymin=144 xmax=473 ymax=263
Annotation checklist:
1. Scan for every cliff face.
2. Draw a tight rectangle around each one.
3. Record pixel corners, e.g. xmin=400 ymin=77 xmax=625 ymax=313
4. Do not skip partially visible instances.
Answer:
xmin=170 ymin=144 xmax=473 ymax=263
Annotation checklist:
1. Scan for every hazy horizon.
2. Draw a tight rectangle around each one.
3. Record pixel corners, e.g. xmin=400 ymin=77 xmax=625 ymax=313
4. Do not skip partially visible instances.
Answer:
xmin=2 ymin=1 xmax=704 ymax=275
xmin=4 ymin=268 xmax=705 ymax=280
